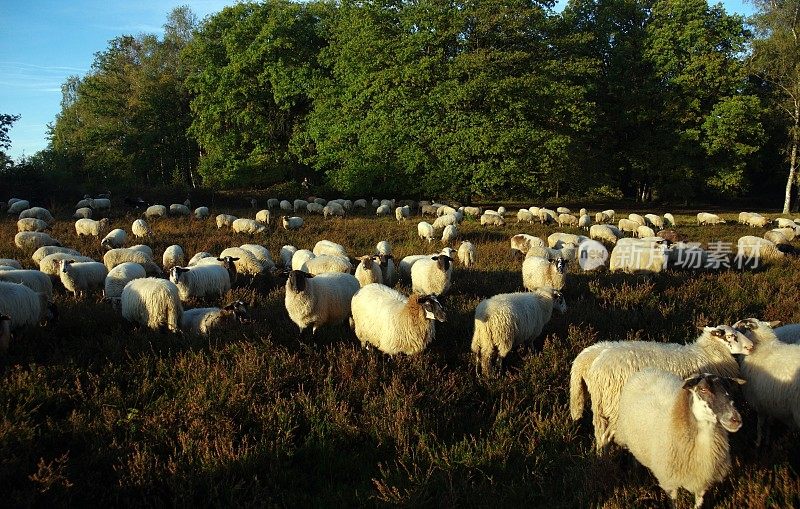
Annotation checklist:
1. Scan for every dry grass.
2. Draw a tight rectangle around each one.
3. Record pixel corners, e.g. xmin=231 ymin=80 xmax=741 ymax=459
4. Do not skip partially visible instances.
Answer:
xmin=1 ymin=203 xmax=799 ymax=507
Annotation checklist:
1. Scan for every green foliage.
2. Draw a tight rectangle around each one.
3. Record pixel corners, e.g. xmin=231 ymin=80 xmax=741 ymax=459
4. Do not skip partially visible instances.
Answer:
xmin=0 ymin=113 xmax=20 ymax=169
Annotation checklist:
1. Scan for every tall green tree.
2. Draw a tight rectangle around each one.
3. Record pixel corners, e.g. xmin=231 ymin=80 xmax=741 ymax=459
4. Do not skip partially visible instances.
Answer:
xmin=749 ymin=0 xmax=800 ymax=212
xmin=0 ymin=113 xmax=20 ymax=169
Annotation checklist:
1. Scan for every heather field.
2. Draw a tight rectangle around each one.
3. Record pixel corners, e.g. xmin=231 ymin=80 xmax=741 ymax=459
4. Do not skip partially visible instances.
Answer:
xmin=1 ymin=202 xmax=799 ymax=508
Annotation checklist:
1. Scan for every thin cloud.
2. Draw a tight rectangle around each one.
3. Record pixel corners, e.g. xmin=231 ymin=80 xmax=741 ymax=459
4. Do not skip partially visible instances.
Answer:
xmin=0 ymin=61 xmax=89 ymax=73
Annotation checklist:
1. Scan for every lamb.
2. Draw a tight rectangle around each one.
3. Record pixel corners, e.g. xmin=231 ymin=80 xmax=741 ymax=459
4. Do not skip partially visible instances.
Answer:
xmin=375 ymin=240 xmax=392 ymax=256
xmin=418 ymin=221 xmax=435 ymax=242
xmin=471 ymin=288 xmax=567 ymax=377
xmin=350 ymin=284 xmax=446 ymax=355
xmin=162 ymin=245 xmax=185 ymax=270
xmin=7 ymin=200 xmax=31 ymax=215
xmin=458 ymin=241 xmax=476 ymax=268
xmin=181 ymin=301 xmax=249 ymax=335
xmin=301 ymin=254 xmax=352 ymax=276
xmin=558 ymin=214 xmax=579 ymax=227
xmin=17 ymin=218 xmax=50 ymax=232
xmin=103 ymin=248 xmax=163 ymax=276
xmin=216 ymin=214 xmax=238 ymax=229
xmin=255 ymin=209 xmax=271 ymax=224
xmin=282 ymin=216 xmax=303 ymax=230
xmin=75 ymin=218 xmax=110 ymax=237
xmin=169 ymin=264 xmax=232 ymax=301
xmin=644 ymin=214 xmax=664 ymax=229
xmin=58 ymin=259 xmax=108 ymax=298
xmin=280 ymin=245 xmax=297 ymax=267
xmin=103 ymin=262 xmax=147 ymax=305
xmin=219 ymin=247 xmax=267 ymax=276
xmin=313 ymin=240 xmax=348 ymax=258
xmin=571 ymin=324 xmax=752 ymax=452
xmin=697 ymin=212 xmax=726 ymax=225
xmin=169 ymin=203 xmax=191 ymax=217
xmin=522 ymin=257 xmax=566 ymax=291
xmin=131 ymin=219 xmax=153 ymax=238
xmin=284 ymin=270 xmax=360 ymax=335
xmin=441 ymin=224 xmax=458 ymax=245
xmin=101 ymin=229 xmax=127 ymax=250
xmin=615 ymin=369 xmax=743 ymax=509
xmin=354 ymin=255 xmax=383 ymax=287
xmin=14 ymin=232 xmax=60 ymax=251
xmin=73 ymin=207 xmax=93 ymax=219
xmin=590 ymin=224 xmax=621 ymax=245
xmin=511 ymin=234 xmax=545 ymax=256
xmin=411 ymin=255 xmax=453 ymax=296
xmin=145 ymin=204 xmax=167 ymax=219
xmin=480 ymin=213 xmax=505 ymax=226
xmin=733 ymin=318 xmax=800 ymax=446
xmin=121 ymin=278 xmax=183 ymax=333
xmin=0 ymin=281 xmax=55 ymax=351
xmin=0 ymin=269 xmax=54 ymax=299
xmin=194 ymin=206 xmax=210 ymax=219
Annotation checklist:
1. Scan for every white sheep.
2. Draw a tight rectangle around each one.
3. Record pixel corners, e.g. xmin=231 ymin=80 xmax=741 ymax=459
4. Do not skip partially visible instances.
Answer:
xmin=169 ymin=264 xmax=232 ymax=301
xmin=644 ymin=214 xmax=664 ymax=229
xmin=313 ymin=240 xmax=348 ymax=258
xmin=284 ymin=270 xmax=360 ymax=335
xmin=187 ymin=252 xmax=214 ymax=266
xmin=663 ymin=213 xmax=675 ymax=227
xmin=279 ymin=200 xmax=293 ymax=212
xmin=58 ymin=259 xmax=108 ymax=298
xmin=764 ymin=229 xmax=790 ymax=246
xmin=350 ymin=284 xmax=446 ymax=355
xmin=252 ymin=209 xmax=270 ymax=224
xmin=548 ymin=232 xmax=586 ymax=249
xmin=323 ymin=202 xmax=345 ymax=218
xmin=628 ymin=213 xmax=646 ymax=226
xmin=733 ymin=318 xmax=800 ymax=446
xmin=73 ymin=207 xmax=93 ymax=219
xmin=746 ymin=214 xmax=770 ymax=228
xmin=294 ymin=199 xmax=309 ymax=212
xmin=522 ymin=257 xmax=566 ymax=291
xmin=697 ymin=212 xmax=726 ymax=225
xmin=291 ymin=249 xmax=315 ymax=271
xmin=735 ymin=236 xmax=784 ymax=265
xmin=774 ymin=323 xmax=800 ymax=344
xmin=590 ymin=224 xmax=621 ymax=245
xmin=0 ymin=281 xmax=55 ymax=351
xmin=39 ymin=253 xmax=94 ymax=280
xmin=395 ymin=206 xmax=410 ymax=222
xmin=7 ymin=200 xmax=31 ymax=215
xmin=441 ymin=224 xmax=458 ymax=245
xmin=18 ymin=208 xmax=52 ymax=225
xmin=354 ymin=255 xmax=383 ymax=287
xmin=517 ymin=209 xmax=535 ymax=223
xmin=0 ymin=259 xmax=23 ymax=269
xmin=615 ymin=369 xmax=743 ymax=509
xmin=75 ymin=218 xmax=110 ymax=237
xmin=169 ymin=203 xmax=191 ymax=216
xmin=617 ymin=218 xmax=639 ymax=235
xmin=353 ymin=199 xmax=367 ymax=209
xmin=240 ymin=244 xmax=275 ymax=270
xmin=556 ymin=206 xmax=571 ymax=215
xmin=458 ymin=241 xmax=476 ymax=268
xmin=463 ymin=206 xmax=482 ymax=217
xmin=216 ymin=214 xmax=238 ymax=229
xmin=377 ymin=254 xmax=397 ymax=287
xmin=17 ymin=218 xmax=49 ymax=233
xmin=232 ymin=218 xmax=267 ymax=235
xmin=121 ymin=277 xmax=183 ymax=333
xmin=103 ymin=262 xmax=147 ymax=304
xmin=101 ymin=229 xmax=127 ymax=250
xmin=558 ymin=213 xmax=579 ymax=227
xmin=432 ymin=214 xmax=457 ymax=230
xmin=32 ymin=246 xmax=78 ymax=265
xmin=194 ymin=206 xmax=210 ymax=219
xmin=636 ymin=225 xmax=656 ymax=239
xmin=103 ymin=248 xmax=162 ymax=276
xmin=14 ymin=232 xmax=60 ymax=251
xmin=510 ymin=234 xmax=545 ymax=256
xmin=410 ymin=255 xmax=453 ymax=296
xmin=0 ymin=269 xmax=54 ymax=299
xmin=418 ymin=221 xmax=435 ymax=242
xmin=145 ymin=204 xmax=167 ymax=219
xmin=131 ymin=219 xmax=153 ymax=238
xmin=571 ymin=325 xmax=752 ymax=453
xmin=375 ymin=240 xmax=392 ymax=256
xmin=280 ymin=245 xmax=297 ymax=267
xmin=471 ymin=288 xmax=567 ymax=377
xmin=282 ymin=216 xmax=303 ymax=230
xmin=375 ymin=204 xmax=391 ymax=216
xmin=307 ymin=203 xmax=324 ymax=215
xmin=609 ymin=241 xmax=668 ymax=274
xmin=181 ymin=301 xmax=249 ymax=335
xmin=480 ymin=213 xmax=505 ymax=226
xmin=219 ymin=247 xmax=267 ymax=276
xmin=301 ymin=254 xmax=352 ymax=276
xmin=578 ymin=214 xmax=591 ymax=230
xmin=162 ymin=245 xmax=185 ymax=270
xmin=267 ymin=198 xmax=280 ymax=209
xmin=129 ymin=244 xmax=154 ymax=259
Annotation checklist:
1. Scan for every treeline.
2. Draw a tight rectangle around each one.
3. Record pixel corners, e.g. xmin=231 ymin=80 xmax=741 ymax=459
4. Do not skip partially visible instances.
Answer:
xmin=7 ymin=0 xmax=799 ymax=205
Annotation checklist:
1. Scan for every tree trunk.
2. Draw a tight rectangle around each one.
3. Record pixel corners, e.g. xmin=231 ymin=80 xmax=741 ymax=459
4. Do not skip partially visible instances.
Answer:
xmin=784 ymin=101 xmax=799 ymax=214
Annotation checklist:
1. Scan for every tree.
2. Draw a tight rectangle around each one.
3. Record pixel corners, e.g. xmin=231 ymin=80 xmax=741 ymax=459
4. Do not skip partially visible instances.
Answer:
xmin=749 ymin=0 xmax=800 ymax=213
xmin=0 ymin=113 xmax=21 ymax=169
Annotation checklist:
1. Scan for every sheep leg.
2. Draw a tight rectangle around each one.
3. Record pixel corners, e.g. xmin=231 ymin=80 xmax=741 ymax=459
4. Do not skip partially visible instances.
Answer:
xmin=693 ymin=491 xmax=705 ymax=509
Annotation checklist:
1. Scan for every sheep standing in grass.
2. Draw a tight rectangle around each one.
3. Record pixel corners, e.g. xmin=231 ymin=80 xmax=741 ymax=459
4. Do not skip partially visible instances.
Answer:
xmin=162 ymin=245 xmax=185 ymax=270
xmin=0 ymin=269 xmax=54 ymax=299
xmin=219 ymin=247 xmax=267 ymax=276
xmin=101 ymin=229 xmax=127 ymax=250
xmin=74 ymin=207 xmax=93 ymax=219
xmin=572 ymin=325 xmax=752 ymax=453
xmin=7 ymin=200 xmax=30 ymax=215
xmin=284 ymin=270 xmax=360 ymax=335
xmin=663 ymin=213 xmax=675 ymax=227
xmin=522 ymin=257 xmax=566 ymax=291
xmin=590 ymin=224 xmax=621 ymax=245
xmin=472 ymin=288 xmax=566 ymax=377
xmin=187 ymin=252 xmax=214 ymax=267
xmin=697 ymin=212 xmax=726 ymax=225
xmin=39 ymin=253 xmax=94 ymax=280
xmin=232 ymin=218 xmax=267 ymax=235
xmin=395 ymin=206 xmax=410 ymax=222
xmin=32 ymin=246 xmax=79 ymax=265
xmin=350 ymin=284 xmax=446 ymax=355
xmin=615 ymin=369 xmax=743 ymax=509
xmin=0 ymin=281 xmax=55 ymax=352
xmin=458 ymin=241 xmax=476 ymax=268
xmin=169 ymin=265 xmax=232 ymax=301
xmin=433 ymin=214 xmax=457 ymax=230
xmin=132 ymin=219 xmax=153 ymax=238
xmin=441 ymin=224 xmax=458 ymax=245
xmin=282 ymin=216 xmax=303 ymax=230
xmin=121 ymin=278 xmax=183 ymax=333
xmin=313 ymin=240 xmax=348 ymax=258
xmin=418 ymin=221 xmax=435 ymax=242
xmin=169 ymin=203 xmax=191 ymax=217
xmin=301 ymin=255 xmax=352 ymax=276
xmin=375 ymin=241 xmax=392 ymax=256
xmin=280 ymin=245 xmax=297 ymax=267
xmin=20 ymin=206 xmax=53 ymax=223
xmin=609 ymin=241 xmax=668 ymax=274
xmin=103 ymin=248 xmax=162 ymax=276
xmin=58 ymin=259 xmax=108 ymax=298
xmin=75 ymin=218 xmax=110 ymax=238
xmin=104 ymin=262 xmax=147 ymax=305
xmin=0 ymin=259 xmax=23 ymax=269
xmin=216 ymin=214 xmax=238 ymax=229
xmin=181 ymin=301 xmax=249 ymax=335
xmin=17 ymin=218 xmax=50 ymax=232
xmin=480 ymin=213 xmax=505 ymax=226
xmin=511 ymin=234 xmax=545 ymax=256
xmin=194 ymin=207 xmax=210 ymax=219
xmin=145 ymin=205 xmax=167 ymax=219
xmin=377 ymin=254 xmax=397 ymax=287
xmin=558 ymin=214 xmax=579 ymax=227
xmin=15 ymin=232 xmax=60 ymax=251
xmin=733 ymin=318 xmax=800 ymax=445
xmin=354 ymin=255 xmax=382 ymax=287
xmin=255 ymin=209 xmax=271 ymax=224
xmin=517 ymin=209 xmax=535 ymax=223
xmin=411 ymin=255 xmax=453 ymax=296
xmin=240 ymin=244 xmax=275 ymax=270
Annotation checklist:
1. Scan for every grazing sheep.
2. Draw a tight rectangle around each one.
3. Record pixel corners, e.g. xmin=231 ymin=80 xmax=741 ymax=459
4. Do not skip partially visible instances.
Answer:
xmin=162 ymin=245 xmax=185 ymax=270
xmin=517 ymin=209 xmax=535 ymax=223
xmin=121 ymin=278 xmax=183 ymax=333
xmin=306 ymin=202 xmax=323 ymax=214
xmin=58 ymin=259 xmax=108 ymax=298
xmin=733 ymin=318 xmax=800 ymax=445
xmin=15 ymin=232 xmax=60 ymax=251
xmin=239 ymin=244 xmax=275 ymax=270
xmin=775 ymin=217 xmax=796 ymax=228
xmin=292 ymin=199 xmax=308 ymax=213
xmin=103 ymin=248 xmax=162 ymax=276
xmin=284 ymin=270 xmax=360 ymax=335
xmin=181 ymin=301 xmax=249 ymax=335
xmin=91 ymin=198 xmax=111 ymax=211
xmin=615 ymin=369 xmax=743 ymax=509
xmin=418 ymin=221 xmax=435 ymax=242
xmin=628 ymin=213 xmax=646 ymax=226
xmin=617 ymin=218 xmax=639 ymax=235
xmin=279 ymin=245 xmax=297 ymax=268
xmin=556 ymin=207 xmax=571 ymax=215
xmin=558 ymin=214 xmax=579 ymax=227
xmin=216 ymin=214 xmax=238 ymax=229
xmin=548 ymin=233 xmax=586 ymax=249
xmin=354 ymin=255 xmax=383 ymax=287
xmin=32 ymin=246 xmax=79 ymax=265
xmin=578 ymin=214 xmax=591 ymax=230
xmin=219 ymin=247 xmax=267 ymax=276
xmin=411 ymin=255 xmax=453 ymax=296
xmin=255 ymin=209 xmax=271 ymax=224
xmin=458 ymin=241 xmax=476 ymax=268
xmin=590 ymin=224 xmax=621 ymax=245
xmin=432 ymin=214 xmax=457 ymax=230
xmin=395 ymin=206 xmax=410 ymax=222
xmin=75 ymin=218 xmax=110 ymax=237
xmin=301 ymin=254 xmax=352 ymax=276
xmin=522 ymin=257 xmax=566 ymax=291
xmin=595 ymin=211 xmax=610 ymax=223
xmin=636 ymin=225 xmax=656 ymax=239
xmin=746 ymin=214 xmax=770 ymax=228
xmin=480 ymin=213 xmax=505 ymax=226
xmin=104 ymin=262 xmax=147 ymax=304
xmin=663 ymin=213 xmax=675 ymax=227
xmin=169 ymin=264 xmax=232 ymax=301
xmin=377 ymin=254 xmax=398 ymax=287
xmin=18 ymin=207 xmax=53 ymax=224
xmin=17 ymin=218 xmax=49 ymax=233
xmin=375 ymin=240 xmax=392 ymax=256
xmin=279 ymin=200 xmax=293 ymax=212
xmin=644 ymin=214 xmax=664 ymax=229
xmin=131 ymin=219 xmax=153 ymax=238
xmin=101 ymin=229 xmax=127 ymax=250
xmin=463 ymin=206 xmax=482 ymax=217
xmin=194 ymin=206 xmax=210 ymax=219
xmin=735 ymin=236 xmax=784 ymax=265
xmin=187 ymin=252 xmax=214 ymax=267
xmin=441 ymin=224 xmax=458 ymax=245
xmin=764 ymin=229 xmax=790 ymax=246
xmin=0 ymin=281 xmax=55 ymax=351
xmin=145 ymin=204 xmax=167 ymax=219
xmin=350 ymin=284 xmax=446 ymax=355
xmin=572 ymin=325 xmax=752 ymax=453
xmin=472 ymin=288 xmax=567 ymax=377
xmin=323 ymin=202 xmax=345 ymax=218
xmin=73 ymin=207 xmax=93 ymax=219
xmin=7 ymin=200 xmax=31 ymax=215
xmin=373 ymin=204 xmax=390 ymax=216
xmin=656 ymin=230 xmax=687 ymax=244
xmin=0 ymin=269 xmax=54 ymax=299
xmin=267 ymin=198 xmax=279 ymax=209
xmin=697 ymin=212 xmax=726 ymax=225
xmin=609 ymin=241 xmax=668 ymax=274
xmin=511 ymin=234 xmax=545 ymax=256
xmin=291 ymin=249 xmax=316 ymax=271
xmin=232 ymin=218 xmax=266 ymax=235
xmin=353 ymin=199 xmax=367 ymax=209
xmin=281 ymin=216 xmax=303 ymax=230
xmin=0 ymin=259 xmax=23 ymax=269
xmin=313 ymin=240 xmax=348 ymax=258
xmin=129 ymin=244 xmax=154 ymax=259
xmin=169 ymin=203 xmax=191 ymax=217
xmin=39 ymin=253 xmax=94 ymax=280
xmin=421 ymin=204 xmax=439 ymax=217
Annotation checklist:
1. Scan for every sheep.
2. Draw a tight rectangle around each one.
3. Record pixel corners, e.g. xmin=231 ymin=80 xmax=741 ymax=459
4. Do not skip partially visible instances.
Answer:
xmin=615 ymin=369 xmax=743 ymax=509
xmin=75 ymin=218 xmax=110 ymax=237
xmin=571 ymin=324 xmax=752 ymax=453
xmin=169 ymin=264 xmax=232 ymax=301
xmin=697 ymin=212 xmax=726 ymax=225
xmin=0 ymin=259 xmax=23 ymax=269
xmin=609 ymin=241 xmax=668 ymax=274
xmin=169 ymin=203 xmax=191 ymax=217
xmin=511 ymin=234 xmax=545 ymax=256
xmin=121 ymin=277 xmax=183 ymax=333
xmin=380 ymin=199 xmax=395 ymax=209
xmin=101 ymin=229 xmax=127 ymax=250
xmin=181 ymin=301 xmax=249 ymax=335
xmin=375 ymin=204 xmax=391 ymax=216
xmin=187 ymin=252 xmax=214 ymax=266
xmin=480 ymin=213 xmax=505 ymax=226
xmin=548 ymin=233 xmax=586 ymax=249
xmin=18 ymin=207 xmax=53 ymax=225
xmin=395 ymin=206 xmax=410 ymax=222
xmin=590 ymin=224 xmax=621 ymax=245
xmin=145 ymin=204 xmax=167 ymax=219
xmin=291 ymin=249 xmax=316 ymax=271
xmin=421 ymin=204 xmax=439 ymax=216
xmin=517 ymin=209 xmax=535 ymax=223
xmin=733 ymin=318 xmax=800 ymax=446
xmin=746 ymin=214 xmax=769 ymax=228
xmin=0 ymin=269 xmax=54 ymax=299
xmin=282 ymin=216 xmax=303 ymax=230
xmin=267 ymin=198 xmax=280 ymax=209
xmin=636 ymin=225 xmax=656 ymax=239
xmin=313 ymin=240 xmax=348 ymax=259
xmin=14 ymin=232 xmax=60 ymax=251
xmin=558 ymin=214 xmax=579 ymax=227
xmin=418 ymin=221 xmax=435 ymax=242
xmin=58 ymin=259 xmax=108 ymax=298
xmin=103 ymin=248 xmax=162 ymax=276
xmin=522 ymin=257 xmax=566 ymax=291
xmin=17 ymin=218 xmax=50 ymax=232
xmin=375 ymin=240 xmax=392 ymax=256
xmin=411 ymin=255 xmax=453 ymax=296
xmin=595 ymin=211 xmax=610 ymax=223
xmin=775 ymin=217 xmax=796 ymax=229
xmin=458 ymin=241 xmax=476 ymax=268
xmin=39 ymin=253 xmax=94 ymax=280
xmin=556 ymin=207 xmax=571 ymax=215
xmin=644 ymin=214 xmax=664 ymax=229
xmin=230 ymin=218 xmax=265 ymax=235
xmin=656 ymin=229 xmax=688 ymax=244
xmin=432 ymin=214 xmax=457 ymax=230
xmin=774 ymin=324 xmax=800 ymax=344
xmin=314 ymin=197 xmax=328 ymax=206
xmin=7 ymin=200 xmax=31 ymax=215
xmin=255 ymin=209 xmax=271 ymax=225
xmin=103 ymin=262 xmax=147 ymax=305
xmin=353 ymin=198 xmax=367 ymax=209
xmin=578 ymin=214 xmax=591 ymax=230
xmin=735 ymin=236 xmax=784 ymax=266
xmin=441 ymin=224 xmax=458 ymax=245
xmin=279 ymin=200 xmax=293 ymax=212
xmin=131 ymin=219 xmax=153 ymax=238
xmin=284 ymin=270 xmax=360 ymax=335
xmin=376 ymin=254 xmax=398 ymax=287
xmin=764 ymin=229 xmax=790 ymax=246
xmin=216 ymin=214 xmax=238 ymax=229
xmin=323 ymin=202 xmax=345 ymax=218
xmin=617 ymin=218 xmax=639 ymax=235
xmin=774 ymin=226 xmax=797 ymax=241
xmin=219 ymin=247 xmax=267 ymax=276
xmin=129 ymin=244 xmax=154 ymax=259
xmin=194 ymin=206 xmax=210 ymax=219
xmin=162 ymin=245 xmax=185 ymax=270
xmin=73 ymin=207 xmax=93 ymax=219
xmin=628 ymin=213 xmax=646 ymax=226
xmin=463 ymin=206 xmax=482 ymax=217
xmin=32 ymin=246 xmax=78 ymax=265
xmin=279 ymin=245 xmax=297 ymax=268
xmin=0 ymin=281 xmax=55 ymax=351
xmin=301 ymin=254 xmax=352 ymax=276
xmin=579 ymin=208 xmax=588 ymax=216
xmin=663 ymin=213 xmax=676 ymax=227
xmin=350 ymin=284 xmax=446 ymax=355
xmin=354 ymin=255 xmax=383 ymax=287
xmin=91 ymin=198 xmax=111 ymax=211
xmin=471 ymin=288 xmax=567 ymax=377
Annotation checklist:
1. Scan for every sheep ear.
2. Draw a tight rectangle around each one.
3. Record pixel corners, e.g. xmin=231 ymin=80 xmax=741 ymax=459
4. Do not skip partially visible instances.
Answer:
xmin=769 ymin=320 xmax=782 ymax=328
xmin=682 ymin=375 xmax=703 ymax=390
xmin=302 ymin=271 xmax=314 ymax=278
xmin=431 ymin=255 xmax=439 ymax=260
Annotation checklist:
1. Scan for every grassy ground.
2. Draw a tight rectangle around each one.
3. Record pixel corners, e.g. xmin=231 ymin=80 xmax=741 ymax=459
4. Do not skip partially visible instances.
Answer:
xmin=1 ymin=203 xmax=799 ymax=508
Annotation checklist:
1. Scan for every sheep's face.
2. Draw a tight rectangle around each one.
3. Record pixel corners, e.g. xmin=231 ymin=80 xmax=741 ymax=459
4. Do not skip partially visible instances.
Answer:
xmin=552 ymin=291 xmax=567 ymax=313
xmin=432 ymin=255 xmax=453 ymax=272
xmin=287 ymin=270 xmax=314 ymax=293
xmin=554 ymin=257 xmax=566 ymax=274
xmin=59 ymin=259 xmax=75 ymax=273
xmin=732 ymin=318 xmax=782 ymax=348
xmin=169 ymin=267 xmax=190 ymax=284
xmin=704 ymin=325 xmax=754 ymax=355
xmin=419 ymin=295 xmax=446 ymax=322
xmin=683 ymin=373 xmax=744 ymax=432
xmin=224 ymin=300 xmax=250 ymax=323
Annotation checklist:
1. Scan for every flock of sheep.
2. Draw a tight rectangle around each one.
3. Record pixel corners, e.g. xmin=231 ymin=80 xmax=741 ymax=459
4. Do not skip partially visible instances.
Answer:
xmin=2 ymin=193 xmax=800 ymax=507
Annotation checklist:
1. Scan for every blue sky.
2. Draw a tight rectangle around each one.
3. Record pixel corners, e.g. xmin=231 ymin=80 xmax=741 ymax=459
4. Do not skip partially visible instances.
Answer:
xmin=0 ymin=0 xmax=756 ymax=161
